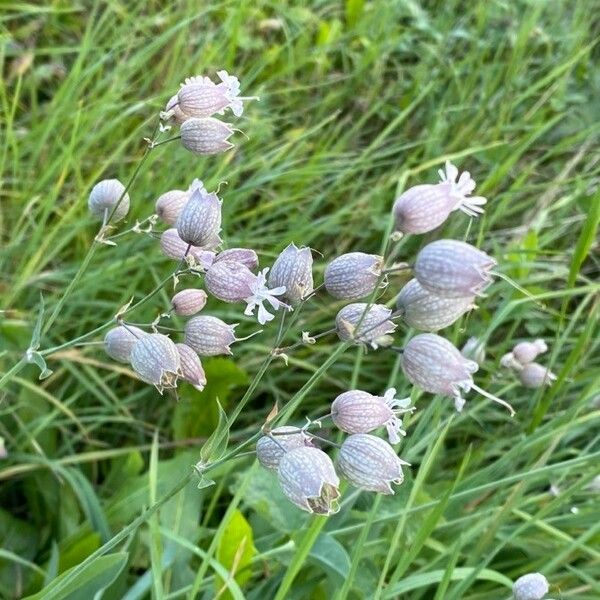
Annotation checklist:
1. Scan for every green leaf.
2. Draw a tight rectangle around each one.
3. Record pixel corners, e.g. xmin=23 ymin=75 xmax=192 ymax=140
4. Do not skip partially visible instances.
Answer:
xmin=23 ymin=553 xmax=128 ymax=600
xmin=172 ymin=358 xmax=247 ymax=441
xmin=345 ymin=0 xmax=364 ymax=27
xmin=568 ymin=189 xmax=600 ymax=288
xmin=308 ymin=533 xmax=351 ymax=583
xmin=215 ymin=510 xmax=256 ymax=600
xmin=199 ymin=399 xmax=230 ymax=464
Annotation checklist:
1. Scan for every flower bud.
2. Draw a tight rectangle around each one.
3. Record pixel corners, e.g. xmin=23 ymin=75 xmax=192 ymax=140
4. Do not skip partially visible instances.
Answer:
xmin=205 ymin=260 xmax=256 ymax=303
xmin=184 ymin=315 xmax=238 ymax=356
xmin=177 ymin=77 xmax=230 ymax=118
xmin=396 ymin=278 xmax=476 ymax=331
xmin=338 ymin=434 xmax=409 ymax=494
xmin=414 ymin=239 xmax=496 ymax=298
xmin=175 ymin=343 xmax=206 ymax=391
xmin=512 ymin=573 xmax=549 ymax=600
xmin=512 ymin=339 xmax=547 ymax=365
xmin=268 ymin=243 xmax=314 ymax=305
xmin=88 ymin=179 xmax=130 ymax=222
xmin=170 ymin=289 xmax=208 ymax=316
xmin=180 ymin=117 xmax=234 ymax=155
xmin=155 ymin=190 xmax=189 ymax=225
xmin=164 ymin=94 xmax=189 ymax=124
xmin=176 ymin=182 xmax=222 ymax=247
xmin=325 ymin=252 xmax=384 ymax=300
xmin=214 ymin=248 xmax=259 ymax=270
xmin=104 ymin=325 xmax=146 ymax=363
xmin=518 ymin=363 xmax=556 ymax=389
xmin=402 ymin=333 xmax=515 ymax=415
xmin=393 ymin=161 xmax=486 ymax=234
xmin=159 ymin=229 xmax=217 ymax=269
xmin=461 ymin=337 xmax=486 ymax=365
xmin=277 ymin=447 xmax=340 ymax=515
xmin=256 ymin=426 xmax=312 ymax=470
xmin=130 ymin=333 xmax=180 ymax=392
xmin=335 ymin=303 xmax=396 ymax=349
xmin=331 ymin=388 xmax=411 ymax=444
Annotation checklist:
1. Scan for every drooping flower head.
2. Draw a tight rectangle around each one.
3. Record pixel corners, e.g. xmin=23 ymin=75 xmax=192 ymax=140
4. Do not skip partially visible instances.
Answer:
xmin=401 ymin=333 xmax=514 ymax=415
xmin=324 ymin=252 xmax=384 ymax=301
xmin=331 ymin=388 xmax=412 ymax=444
xmin=256 ymin=426 xmax=313 ymax=470
xmin=180 ymin=117 xmax=234 ymax=155
xmin=396 ymin=278 xmax=476 ymax=331
xmin=175 ymin=343 xmax=207 ymax=391
xmin=414 ymin=239 xmax=496 ymax=298
xmin=205 ymin=260 xmax=257 ymax=303
xmin=511 ymin=339 xmax=548 ymax=365
xmin=214 ymin=248 xmax=259 ymax=270
xmin=159 ymin=229 xmax=217 ymax=268
xmin=176 ymin=180 xmax=222 ymax=247
xmin=88 ymin=179 xmax=130 ymax=222
xmin=335 ymin=303 xmax=396 ymax=349
xmin=268 ymin=243 xmax=314 ymax=305
xmin=512 ymin=572 xmax=549 ymax=600
xmin=170 ymin=289 xmax=208 ymax=316
xmin=517 ymin=363 xmax=557 ymax=389
xmin=184 ymin=316 xmax=238 ymax=356
xmin=243 ymin=268 xmax=289 ymax=325
xmin=393 ymin=161 xmax=486 ymax=234
xmin=277 ymin=446 xmax=340 ymax=515
xmin=130 ymin=333 xmax=181 ymax=393
xmin=104 ymin=325 xmax=146 ymax=363
xmin=155 ymin=190 xmax=189 ymax=225
xmin=337 ymin=434 xmax=410 ymax=494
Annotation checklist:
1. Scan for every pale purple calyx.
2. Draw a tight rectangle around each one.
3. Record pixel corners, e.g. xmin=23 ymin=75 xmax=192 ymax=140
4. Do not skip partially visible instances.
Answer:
xmin=437 ymin=161 xmax=487 ymax=217
xmin=381 ymin=387 xmax=414 ymax=444
xmin=244 ymin=268 xmax=290 ymax=325
xmin=216 ymin=70 xmax=259 ymax=117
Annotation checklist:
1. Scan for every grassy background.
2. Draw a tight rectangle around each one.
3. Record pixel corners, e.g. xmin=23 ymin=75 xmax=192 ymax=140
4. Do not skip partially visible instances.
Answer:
xmin=1 ymin=0 xmax=599 ymax=598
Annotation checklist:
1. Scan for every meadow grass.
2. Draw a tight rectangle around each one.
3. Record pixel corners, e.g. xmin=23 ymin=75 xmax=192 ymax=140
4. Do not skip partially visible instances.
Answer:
xmin=0 ymin=0 xmax=599 ymax=598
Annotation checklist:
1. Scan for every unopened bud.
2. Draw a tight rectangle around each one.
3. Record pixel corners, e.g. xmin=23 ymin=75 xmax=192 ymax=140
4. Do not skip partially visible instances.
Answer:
xmin=396 ymin=278 xmax=475 ymax=331
xmin=88 ymin=179 xmax=130 ymax=222
xmin=104 ymin=325 xmax=146 ymax=363
xmin=335 ymin=303 xmax=396 ymax=349
xmin=155 ymin=190 xmax=189 ymax=225
xmin=338 ymin=434 xmax=409 ymax=494
xmin=277 ymin=446 xmax=340 ymax=515
xmin=256 ymin=426 xmax=312 ymax=470
xmin=512 ymin=339 xmax=548 ymax=364
xmin=180 ymin=117 xmax=234 ymax=155
xmin=512 ymin=573 xmax=549 ymax=600
xmin=171 ymin=289 xmax=208 ymax=316
xmin=176 ymin=182 xmax=222 ymax=247
xmin=518 ymin=363 xmax=556 ymax=389
xmin=184 ymin=315 xmax=238 ymax=356
xmin=414 ymin=239 xmax=496 ymax=298
xmin=325 ymin=252 xmax=384 ymax=300
xmin=130 ymin=333 xmax=181 ymax=392
xmin=268 ymin=243 xmax=314 ymax=305
xmin=175 ymin=343 xmax=206 ymax=391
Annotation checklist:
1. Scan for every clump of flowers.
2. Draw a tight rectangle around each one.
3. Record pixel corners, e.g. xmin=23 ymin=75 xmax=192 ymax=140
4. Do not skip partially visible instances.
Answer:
xmin=78 ymin=71 xmax=523 ymax=515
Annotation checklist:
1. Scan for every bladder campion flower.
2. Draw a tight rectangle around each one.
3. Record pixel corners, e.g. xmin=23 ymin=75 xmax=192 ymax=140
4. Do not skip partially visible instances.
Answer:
xmin=401 ymin=333 xmax=515 ymax=415
xmin=338 ymin=434 xmax=410 ymax=494
xmin=331 ymin=388 xmax=412 ymax=444
xmin=155 ymin=190 xmax=189 ymax=225
xmin=512 ymin=573 xmax=549 ymax=600
xmin=175 ymin=343 xmax=206 ymax=391
xmin=414 ymin=239 xmax=496 ymax=298
xmin=104 ymin=325 xmax=146 ymax=363
xmin=180 ymin=117 xmax=234 ymax=155
xmin=243 ymin=268 xmax=289 ymax=325
xmin=324 ymin=252 xmax=384 ymax=300
xmin=159 ymin=229 xmax=217 ymax=267
xmin=268 ymin=243 xmax=314 ymax=305
xmin=335 ymin=303 xmax=396 ymax=348
xmin=170 ymin=289 xmax=208 ymax=316
xmin=214 ymin=248 xmax=259 ymax=270
xmin=512 ymin=339 xmax=548 ymax=364
xmin=88 ymin=179 xmax=130 ymax=222
xmin=130 ymin=333 xmax=181 ymax=392
xmin=396 ymin=278 xmax=476 ymax=331
xmin=518 ymin=363 xmax=557 ymax=389
xmin=184 ymin=315 xmax=238 ymax=356
xmin=176 ymin=181 xmax=222 ymax=247
xmin=277 ymin=446 xmax=340 ymax=515
xmin=256 ymin=426 xmax=313 ymax=470
xmin=205 ymin=260 xmax=257 ymax=303
xmin=393 ymin=161 xmax=486 ymax=234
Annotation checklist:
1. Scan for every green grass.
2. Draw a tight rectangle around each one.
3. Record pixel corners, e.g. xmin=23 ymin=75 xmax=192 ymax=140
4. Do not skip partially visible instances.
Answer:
xmin=1 ymin=0 xmax=599 ymax=598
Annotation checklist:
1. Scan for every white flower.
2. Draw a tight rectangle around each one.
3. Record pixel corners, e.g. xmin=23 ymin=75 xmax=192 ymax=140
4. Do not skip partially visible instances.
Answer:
xmin=438 ymin=160 xmax=487 ymax=217
xmin=244 ymin=268 xmax=289 ymax=325
xmin=216 ymin=70 xmax=258 ymax=117
xmin=382 ymin=388 xmax=413 ymax=443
